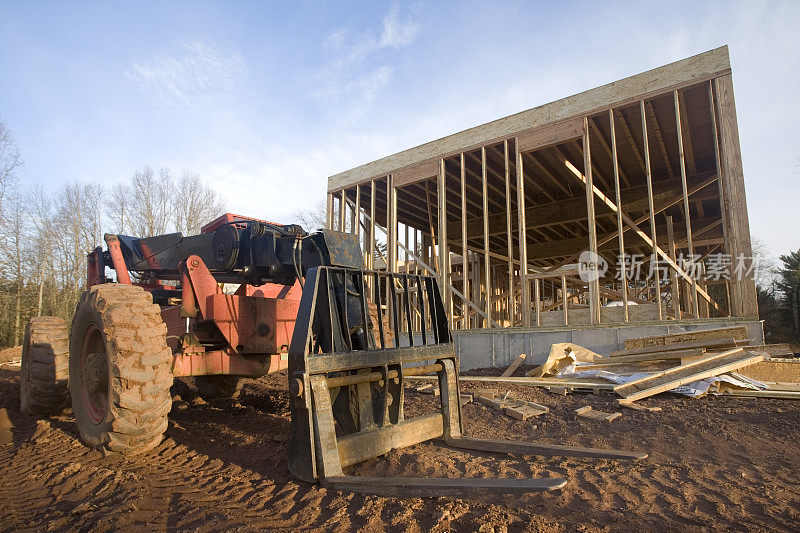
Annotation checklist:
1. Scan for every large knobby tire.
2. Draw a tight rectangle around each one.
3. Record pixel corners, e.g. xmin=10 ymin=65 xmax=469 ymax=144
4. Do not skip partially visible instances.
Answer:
xmin=195 ymin=375 xmax=242 ymax=401
xmin=69 ymin=284 xmax=173 ymax=454
xmin=20 ymin=317 xmax=70 ymax=415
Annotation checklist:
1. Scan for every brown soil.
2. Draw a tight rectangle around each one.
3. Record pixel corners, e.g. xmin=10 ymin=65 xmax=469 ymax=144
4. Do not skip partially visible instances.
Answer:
xmin=0 ymin=346 xmax=21 ymax=364
xmin=1 ymin=366 xmax=799 ymax=532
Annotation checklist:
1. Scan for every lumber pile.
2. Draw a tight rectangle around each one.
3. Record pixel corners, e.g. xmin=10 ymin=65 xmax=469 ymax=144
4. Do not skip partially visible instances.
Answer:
xmin=405 ymin=327 xmax=798 ymax=406
xmin=428 ymin=327 xmax=799 ymax=405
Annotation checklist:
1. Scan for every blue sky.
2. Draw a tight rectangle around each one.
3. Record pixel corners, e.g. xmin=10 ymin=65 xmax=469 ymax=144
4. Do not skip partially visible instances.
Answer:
xmin=1 ymin=0 xmax=798 ymax=257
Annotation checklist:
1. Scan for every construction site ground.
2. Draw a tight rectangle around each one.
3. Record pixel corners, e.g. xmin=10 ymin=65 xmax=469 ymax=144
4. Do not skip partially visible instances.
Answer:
xmin=1 ymin=364 xmax=799 ymax=532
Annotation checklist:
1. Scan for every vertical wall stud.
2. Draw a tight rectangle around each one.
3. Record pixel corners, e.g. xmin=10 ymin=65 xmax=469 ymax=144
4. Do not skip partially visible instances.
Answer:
xmin=482 ymin=146 xmax=491 ymax=329
xmin=504 ymin=140 xmax=515 ymax=327
xmin=515 ymin=139 xmax=530 ymax=326
xmin=674 ymin=90 xmax=699 ymax=317
xmin=640 ymin=100 xmax=662 ymax=320
xmin=582 ymin=117 xmax=600 ymax=324
xmin=609 ymin=109 xmax=629 ymax=323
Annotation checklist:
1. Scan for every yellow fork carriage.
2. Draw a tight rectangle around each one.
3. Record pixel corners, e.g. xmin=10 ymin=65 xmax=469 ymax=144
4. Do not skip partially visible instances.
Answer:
xmin=287 ymin=267 xmax=646 ymax=497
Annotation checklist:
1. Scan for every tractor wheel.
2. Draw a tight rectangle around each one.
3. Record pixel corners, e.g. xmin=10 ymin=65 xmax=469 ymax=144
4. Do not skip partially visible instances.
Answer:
xmin=195 ymin=375 xmax=243 ymax=401
xmin=20 ymin=317 xmax=70 ymax=415
xmin=69 ymin=284 xmax=173 ymax=454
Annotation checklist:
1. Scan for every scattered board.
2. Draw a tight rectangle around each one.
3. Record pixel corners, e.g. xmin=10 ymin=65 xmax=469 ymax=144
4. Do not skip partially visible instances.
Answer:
xmin=500 ymin=353 xmax=527 ymax=377
xmin=616 ymin=400 xmax=662 ymax=412
xmin=575 ymin=406 xmax=621 ymax=422
xmin=414 ymin=383 xmax=439 ymax=396
xmin=614 ymin=348 xmax=763 ymax=402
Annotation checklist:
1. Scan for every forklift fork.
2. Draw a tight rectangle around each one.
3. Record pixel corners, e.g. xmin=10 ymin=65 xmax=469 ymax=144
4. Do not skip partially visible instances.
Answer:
xmin=287 ymin=267 xmax=646 ymax=497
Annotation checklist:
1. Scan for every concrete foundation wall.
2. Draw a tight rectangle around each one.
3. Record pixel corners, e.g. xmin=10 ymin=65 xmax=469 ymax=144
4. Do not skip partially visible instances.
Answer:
xmin=452 ymin=319 xmax=764 ymax=371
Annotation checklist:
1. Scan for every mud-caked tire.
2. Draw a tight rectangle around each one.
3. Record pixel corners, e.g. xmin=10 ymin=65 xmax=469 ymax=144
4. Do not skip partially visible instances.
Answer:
xmin=195 ymin=375 xmax=242 ymax=401
xmin=20 ymin=317 xmax=70 ymax=415
xmin=69 ymin=284 xmax=173 ymax=454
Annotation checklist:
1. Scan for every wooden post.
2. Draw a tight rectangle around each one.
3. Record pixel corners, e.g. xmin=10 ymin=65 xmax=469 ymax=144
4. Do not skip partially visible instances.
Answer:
xmin=515 ymin=139 xmax=530 ymax=326
xmin=354 ymin=185 xmax=360 ymax=238
xmin=482 ymin=146 xmax=491 ymax=329
xmin=715 ymin=75 xmax=758 ymax=318
xmin=437 ymin=159 xmax=452 ymax=323
xmin=504 ymin=140 xmax=514 ymax=327
xmin=609 ymin=108 xmax=628 ymax=323
xmin=326 ymin=192 xmax=334 ymax=230
xmin=561 ymin=274 xmax=568 ymax=325
xmin=582 ymin=117 xmax=600 ymax=324
xmin=340 ymin=189 xmax=346 ymax=232
xmin=640 ymin=100 xmax=662 ymax=321
xmin=708 ymin=80 xmax=731 ymax=317
xmin=387 ymin=175 xmax=396 ymax=274
xmin=674 ymin=90 xmax=699 ymax=317
xmin=666 ymin=216 xmax=681 ymax=319
xmin=369 ymin=180 xmax=376 ymax=271
xmin=460 ymin=153 xmax=468 ymax=329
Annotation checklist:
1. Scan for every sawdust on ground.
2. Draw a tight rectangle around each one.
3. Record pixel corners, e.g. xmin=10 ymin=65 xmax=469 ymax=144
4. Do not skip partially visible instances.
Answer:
xmin=0 ymin=365 xmax=798 ymax=532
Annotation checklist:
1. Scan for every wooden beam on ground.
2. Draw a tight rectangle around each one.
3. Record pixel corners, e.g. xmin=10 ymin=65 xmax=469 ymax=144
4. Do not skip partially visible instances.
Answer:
xmin=614 ymin=348 xmax=762 ymax=402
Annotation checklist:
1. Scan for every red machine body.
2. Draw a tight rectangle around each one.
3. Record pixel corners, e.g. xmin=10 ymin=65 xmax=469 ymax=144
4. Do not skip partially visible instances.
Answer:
xmin=87 ymin=214 xmax=301 ymax=379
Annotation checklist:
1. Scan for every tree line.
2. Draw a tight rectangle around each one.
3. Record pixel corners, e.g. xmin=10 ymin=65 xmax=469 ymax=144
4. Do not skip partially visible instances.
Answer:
xmin=0 ymin=119 xmax=225 ymax=347
xmin=0 ymin=118 xmax=798 ymax=349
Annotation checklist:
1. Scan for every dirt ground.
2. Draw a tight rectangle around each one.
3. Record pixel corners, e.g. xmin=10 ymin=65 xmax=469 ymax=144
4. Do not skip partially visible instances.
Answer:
xmin=1 ymin=364 xmax=799 ymax=532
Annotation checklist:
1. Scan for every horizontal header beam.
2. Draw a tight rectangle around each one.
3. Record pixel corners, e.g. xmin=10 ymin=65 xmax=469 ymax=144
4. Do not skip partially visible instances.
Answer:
xmin=328 ymin=46 xmax=731 ymax=191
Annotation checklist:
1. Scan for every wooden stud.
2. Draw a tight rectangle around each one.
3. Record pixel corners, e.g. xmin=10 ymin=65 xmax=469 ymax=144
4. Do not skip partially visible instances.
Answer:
xmin=460 ymin=153 xmax=469 ymax=329
xmin=326 ymin=192 xmax=334 ymax=230
xmin=582 ymin=117 xmax=600 ymax=324
xmin=666 ymin=216 xmax=681 ymax=318
xmin=437 ymin=159 xmax=452 ymax=323
xmin=369 ymin=180 xmax=376 ymax=270
xmin=354 ymin=184 xmax=360 ymax=238
xmin=482 ymin=146 xmax=491 ymax=329
xmin=708 ymin=80 xmax=731 ymax=316
xmin=640 ymin=100 xmax=662 ymax=321
xmin=715 ymin=75 xmax=757 ymax=318
xmin=504 ymin=140 xmax=515 ymax=327
xmin=609 ymin=108 xmax=628 ymax=322
xmin=674 ymin=90 xmax=699 ymax=317
xmin=340 ymin=189 xmax=346 ymax=232
xmin=561 ymin=274 xmax=568 ymax=325
xmin=515 ymin=140 xmax=530 ymax=326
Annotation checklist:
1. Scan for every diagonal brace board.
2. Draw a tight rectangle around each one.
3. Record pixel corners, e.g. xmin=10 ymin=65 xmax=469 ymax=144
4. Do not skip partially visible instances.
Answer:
xmin=614 ymin=348 xmax=763 ymax=402
xmin=564 ymin=161 xmax=719 ymax=311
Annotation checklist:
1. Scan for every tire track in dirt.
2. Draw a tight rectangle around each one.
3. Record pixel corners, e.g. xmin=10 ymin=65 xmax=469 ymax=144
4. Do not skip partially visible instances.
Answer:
xmin=3 ymin=368 xmax=800 ymax=531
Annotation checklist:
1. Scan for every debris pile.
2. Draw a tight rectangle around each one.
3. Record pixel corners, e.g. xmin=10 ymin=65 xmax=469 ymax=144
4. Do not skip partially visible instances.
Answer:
xmin=407 ymin=326 xmax=798 ymax=419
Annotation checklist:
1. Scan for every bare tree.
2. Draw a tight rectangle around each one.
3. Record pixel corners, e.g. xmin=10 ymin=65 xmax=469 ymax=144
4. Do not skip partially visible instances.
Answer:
xmin=293 ymin=199 xmax=328 ymax=232
xmin=0 ymin=119 xmax=22 ymax=215
xmin=128 ymin=167 xmax=174 ymax=237
xmin=174 ymin=170 xmax=226 ymax=235
xmin=108 ymin=182 xmax=129 ymax=234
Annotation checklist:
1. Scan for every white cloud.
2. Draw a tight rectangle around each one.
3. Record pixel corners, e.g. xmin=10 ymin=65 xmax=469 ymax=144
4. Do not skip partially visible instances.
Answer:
xmin=126 ymin=39 xmax=248 ymax=108
xmin=310 ymin=2 xmax=422 ymax=123
xmin=380 ymin=2 xmax=421 ymax=48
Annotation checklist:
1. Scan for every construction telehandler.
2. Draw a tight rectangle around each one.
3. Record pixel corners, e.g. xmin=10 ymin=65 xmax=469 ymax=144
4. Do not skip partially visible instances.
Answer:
xmin=21 ymin=213 xmax=645 ymax=497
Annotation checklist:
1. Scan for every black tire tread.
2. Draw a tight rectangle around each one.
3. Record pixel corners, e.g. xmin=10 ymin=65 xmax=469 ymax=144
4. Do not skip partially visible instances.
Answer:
xmin=21 ymin=317 xmax=70 ymax=415
xmin=70 ymin=284 xmax=173 ymax=455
